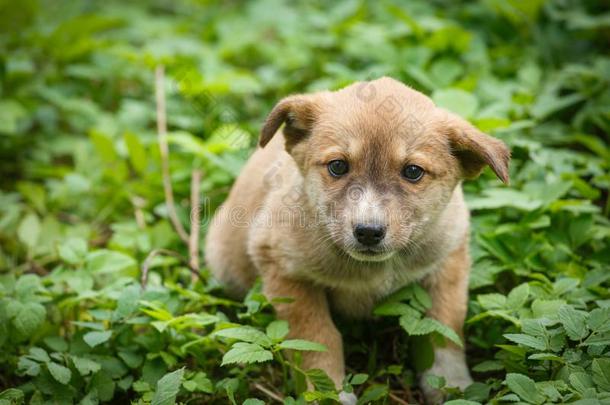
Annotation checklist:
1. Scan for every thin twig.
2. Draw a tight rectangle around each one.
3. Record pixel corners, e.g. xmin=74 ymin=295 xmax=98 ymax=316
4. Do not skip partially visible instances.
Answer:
xmin=252 ymin=382 xmax=284 ymax=403
xmin=140 ymin=248 xmax=202 ymax=290
xmin=155 ymin=65 xmax=189 ymax=243
xmin=188 ymin=169 xmax=202 ymax=282
xmin=389 ymin=392 xmax=410 ymax=405
xmin=131 ymin=196 xmax=146 ymax=229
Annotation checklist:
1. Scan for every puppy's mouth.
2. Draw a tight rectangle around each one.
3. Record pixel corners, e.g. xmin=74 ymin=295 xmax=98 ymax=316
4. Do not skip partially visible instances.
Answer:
xmin=347 ymin=248 xmax=396 ymax=262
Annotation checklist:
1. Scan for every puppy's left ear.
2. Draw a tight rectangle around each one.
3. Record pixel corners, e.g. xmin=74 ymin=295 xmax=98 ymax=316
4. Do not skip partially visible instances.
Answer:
xmin=443 ymin=111 xmax=511 ymax=184
xmin=259 ymin=94 xmax=323 ymax=149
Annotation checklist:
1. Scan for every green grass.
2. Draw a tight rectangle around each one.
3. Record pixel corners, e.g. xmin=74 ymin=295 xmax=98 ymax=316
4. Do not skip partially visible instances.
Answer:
xmin=0 ymin=0 xmax=609 ymax=404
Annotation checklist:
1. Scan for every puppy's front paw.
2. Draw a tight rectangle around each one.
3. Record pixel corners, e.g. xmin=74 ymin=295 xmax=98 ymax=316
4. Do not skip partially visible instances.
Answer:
xmin=338 ymin=391 xmax=357 ymax=405
xmin=421 ymin=347 xmax=473 ymax=404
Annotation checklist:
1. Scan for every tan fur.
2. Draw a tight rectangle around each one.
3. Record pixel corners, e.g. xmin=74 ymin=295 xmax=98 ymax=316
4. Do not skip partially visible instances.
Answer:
xmin=205 ymin=77 xmax=510 ymax=402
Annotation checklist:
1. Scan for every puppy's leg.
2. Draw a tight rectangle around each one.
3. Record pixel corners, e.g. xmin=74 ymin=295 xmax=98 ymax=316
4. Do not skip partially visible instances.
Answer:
xmin=261 ymin=269 xmax=355 ymax=404
xmin=421 ymin=240 xmax=473 ymax=403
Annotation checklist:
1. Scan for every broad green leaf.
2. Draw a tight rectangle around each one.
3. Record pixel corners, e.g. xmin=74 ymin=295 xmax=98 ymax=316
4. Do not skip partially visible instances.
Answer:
xmin=569 ymin=372 xmax=594 ymax=393
xmin=278 ymin=339 xmax=327 ymax=352
xmin=124 ymin=131 xmax=148 ymax=173
xmin=433 ymin=88 xmax=479 ymax=118
xmin=27 ymin=347 xmax=50 ymax=363
xmin=113 ymin=285 xmax=141 ymax=320
xmin=242 ymin=399 xmax=265 ymax=405
xmin=504 ymin=334 xmax=547 ymax=351
xmin=266 ymin=320 xmax=289 ymax=341
xmin=12 ymin=302 xmax=46 ymax=339
xmin=71 ymin=356 xmax=101 ymax=376
xmin=0 ymin=388 xmax=24 ymax=402
xmin=47 ymin=362 xmax=72 ymax=385
xmin=17 ymin=213 xmax=40 ymax=249
xmin=592 ymin=358 xmax=610 ymax=391
xmin=215 ymin=326 xmax=272 ymax=347
xmin=0 ymin=100 xmax=28 ymax=135
xmin=558 ymin=305 xmax=588 ymax=340
xmin=306 ymin=369 xmax=336 ymax=393
xmin=86 ymin=250 xmax=136 ymax=274
xmin=505 ymin=373 xmax=543 ymax=404
xmin=152 ymin=368 xmax=185 ymax=405
xmin=477 ymin=294 xmax=506 ymax=310
xmin=350 ymin=374 xmax=368 ymax=385
xmin=221 ymin=343 xmax=273 ymax=366
xmin=17 ymin=357 xmax=40 ymax=376
xmin=58 ymin=237 xmax=88 ymax=265
xmin=506 ymin=283 xmax=530 ymax=309
xmin=531 ymin=299 xmax=566 ymax=319
xmin=91 ymin=371 xmax=115 ymax=402
xmin=373 ymin=302 xmax=417 ymax=317
xmin=83 ymin=331 xmax=112 ymax=348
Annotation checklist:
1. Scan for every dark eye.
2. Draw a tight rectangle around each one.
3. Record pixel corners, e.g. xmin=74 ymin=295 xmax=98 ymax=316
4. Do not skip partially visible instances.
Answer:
xmin=328 ymin=160 xmax=349 ymax=177
xmin=402 ymin=165 xmax=425 ymax=182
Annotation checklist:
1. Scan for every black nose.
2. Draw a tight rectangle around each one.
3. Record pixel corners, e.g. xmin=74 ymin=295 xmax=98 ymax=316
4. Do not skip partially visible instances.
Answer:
xmin=354 ymin=224 xmax=386 ymax=246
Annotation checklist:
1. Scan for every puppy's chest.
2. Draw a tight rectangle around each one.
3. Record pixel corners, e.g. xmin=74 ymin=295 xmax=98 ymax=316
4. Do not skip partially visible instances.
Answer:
xmin=328 ymin=262 xmax=437 ymax=318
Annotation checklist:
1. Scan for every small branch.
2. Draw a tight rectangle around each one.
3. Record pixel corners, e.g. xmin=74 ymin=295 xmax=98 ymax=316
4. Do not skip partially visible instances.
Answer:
xmin=140 ymin=248 xmax=202 ymax=290
xmin=252 ymin=382 xmax=284 ymax=403
xmin=155 ymin=65 xmax=189 ymax=243
xmin=188 ymin=169 xmax=202 ymax=282
xmin=131 ymin=196 xmax=146 ymax=229
xmin=388 ymin=392 xmax=410 ymax=405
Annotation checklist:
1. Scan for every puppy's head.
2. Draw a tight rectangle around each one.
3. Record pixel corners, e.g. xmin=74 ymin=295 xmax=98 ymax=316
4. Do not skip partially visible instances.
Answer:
xmin=260 ymin=77 xmax=510 ymax=262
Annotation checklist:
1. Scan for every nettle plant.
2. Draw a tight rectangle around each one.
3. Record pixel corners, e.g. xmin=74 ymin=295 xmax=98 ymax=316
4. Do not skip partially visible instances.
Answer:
xmin=465 ymin=280 xmax=610 ymax=404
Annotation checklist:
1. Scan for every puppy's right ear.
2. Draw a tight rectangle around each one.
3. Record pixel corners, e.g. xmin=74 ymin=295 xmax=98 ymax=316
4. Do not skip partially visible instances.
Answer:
xmin=259 ymin=94 xmax=321 ymax=148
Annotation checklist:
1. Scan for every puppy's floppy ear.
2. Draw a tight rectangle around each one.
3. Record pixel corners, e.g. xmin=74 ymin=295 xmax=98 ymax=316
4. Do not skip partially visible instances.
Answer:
xmin=443 ymin=111 xmax=511 ymax=184
xmin=259 ymin=94 xmax=322 ymax=148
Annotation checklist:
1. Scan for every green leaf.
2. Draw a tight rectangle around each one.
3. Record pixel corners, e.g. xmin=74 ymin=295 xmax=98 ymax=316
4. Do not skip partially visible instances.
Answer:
xmin=242 ymin=399 xmax=265 ymax=405
xmin=506 ymin=283 xmax=530 ymax=309
xmin=306 ymin=369 xmax=336 ymax=393
xmin=477 ymin=294 xmax=506 ymax=310
xmin=505 ymin=373 xmax=543 ymax=404
xmin=400 ymin=316 xmax=462 ymax=347
xmin=17 ymin=357 xmax=40 ymax=376
xmin=531 ymin=299 xmax=566 ymax=319
xmin=558 ymin=305 xmax=588 ymax=340
xmin=444 ymin=401 xmax=481 ymax=405
xmin=113 ymin=285 xmax=141 ymax=320
xmin=432 ymin=88 xmax=479 ymax=118
xmin=27 ymin=347 xmax=50 ymax=363
xmin=592 ymin=358 xmax=610 ymax=391
xmin=72 ymin=356 xmax=101 ymax=376
xmin=91 ymin=371 xmax=115 ymax=402
xmin=426 ymin=375 xmax=446 ymax=389
xmin=215 ymin=326 xmax=272 ymax=347
xmin=350 ymin=374 xmax=368 ymax=385
xmin=86 ymin=250 xmax=136 ymax=274
xmin=0 ymin=100 xmax=28 ymax=135
xmin=47 ymin=362 xmax=72 ymax=385
xmin=83 ymin=330 xmax=112 ymax=348
xmin=569 ymin=372 xmax=593 ymax=394
xmin=373 ymin=302 xmax=417 ymax=317
xmin=504 ymin=334 xmax=547 ymax=351
xmin=266 ymin=320 xmax=289 ymax=341
xmin=124 ymin=131 xmax=148 ymax=173
xmin=17 ymin=213 xmax=40 ymax=249
xmin=278 ymin=339 xmax=327 ymax=352
xmin=221 ymin=343 xmax=273 ymax=366
xmin=0 ymin=388 xmax=24 ymax=402
xmin=57 ymin=237 xmax=88 ymax=264
xmin=152 ymin=368 xmax=185 ymax=405
xmin=12 ymin=302 xmax=46 ymax=339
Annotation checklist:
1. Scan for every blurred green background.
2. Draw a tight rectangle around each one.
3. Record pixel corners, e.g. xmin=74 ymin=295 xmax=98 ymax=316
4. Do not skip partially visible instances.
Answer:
xmin=0 ymin=0 xmax=609 ymax=404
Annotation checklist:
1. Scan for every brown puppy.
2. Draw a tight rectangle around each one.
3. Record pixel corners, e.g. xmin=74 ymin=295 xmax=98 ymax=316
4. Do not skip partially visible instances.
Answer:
xmin=205 ymin=77 xmax=509 ymax=404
